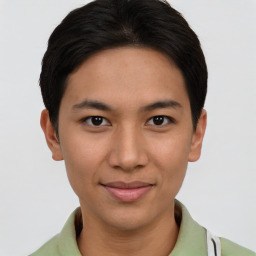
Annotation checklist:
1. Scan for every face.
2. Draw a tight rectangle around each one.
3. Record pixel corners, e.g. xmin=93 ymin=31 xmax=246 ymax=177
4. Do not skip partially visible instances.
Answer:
xmin=41 ymin=47 xmax=206 ymax=231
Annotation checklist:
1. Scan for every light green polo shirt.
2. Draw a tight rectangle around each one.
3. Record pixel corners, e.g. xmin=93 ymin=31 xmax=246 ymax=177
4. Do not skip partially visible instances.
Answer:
xmin=30 ymin=201 xmax=255 ymax=256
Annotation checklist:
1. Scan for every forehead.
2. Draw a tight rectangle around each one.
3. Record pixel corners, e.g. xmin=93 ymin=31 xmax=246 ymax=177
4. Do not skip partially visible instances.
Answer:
xmin=62 ymin=47 xmax=189 ymax=112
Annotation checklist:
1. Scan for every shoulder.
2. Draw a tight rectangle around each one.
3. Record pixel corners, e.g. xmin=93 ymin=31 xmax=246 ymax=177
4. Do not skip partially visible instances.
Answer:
xmin=29 ymin=234 xmax=60 ymax=256
xmin=221 ymin=237 xmax=256 ymax=256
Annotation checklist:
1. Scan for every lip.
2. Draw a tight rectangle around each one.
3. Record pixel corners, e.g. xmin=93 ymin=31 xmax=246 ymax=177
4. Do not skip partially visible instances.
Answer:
xmin=102 ymin=181 xmax=153 ymax=202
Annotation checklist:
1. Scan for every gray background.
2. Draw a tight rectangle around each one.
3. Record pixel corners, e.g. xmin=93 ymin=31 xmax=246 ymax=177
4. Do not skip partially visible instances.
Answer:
xmin=0 ymin=0 xmax=255 ymax=255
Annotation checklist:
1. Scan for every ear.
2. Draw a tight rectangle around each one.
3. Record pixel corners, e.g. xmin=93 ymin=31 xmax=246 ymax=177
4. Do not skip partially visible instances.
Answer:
xmin=40 ymin=109 xmax=63 ymax=161
xmin=188 ymin=109 xmax=207 ymax=162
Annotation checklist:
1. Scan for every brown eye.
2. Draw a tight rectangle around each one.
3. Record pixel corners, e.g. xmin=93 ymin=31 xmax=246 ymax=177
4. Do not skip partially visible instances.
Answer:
xmin=83 ymin=116 xmax=110 ymax=126
xmin=153 ymin=116 xmax=165 ymax=125
xmin=147 ymin=116 xmax=174 ymax=126
xmin=91 ymin=116 xmax=103 ymax=126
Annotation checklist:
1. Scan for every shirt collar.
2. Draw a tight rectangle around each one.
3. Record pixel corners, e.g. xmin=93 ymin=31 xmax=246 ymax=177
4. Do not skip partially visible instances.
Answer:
xmin=58 ymin=208 xmax=82 ymax=256
xmin=170 ymin=200 xmax=207 ymax=255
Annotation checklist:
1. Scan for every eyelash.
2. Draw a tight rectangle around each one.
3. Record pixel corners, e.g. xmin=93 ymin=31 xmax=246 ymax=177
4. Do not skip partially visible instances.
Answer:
xmin=81 ymin=115 xmax=175 ymax=127
xmin=146 ymin=116 xmax=175 ymax=126
xmin=81 ymin=116 xmax=111 ymax=127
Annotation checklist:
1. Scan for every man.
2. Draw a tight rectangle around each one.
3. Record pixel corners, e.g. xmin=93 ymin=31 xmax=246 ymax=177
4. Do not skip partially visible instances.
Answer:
xmin=30 ymin=0 xmax=255 ymax=255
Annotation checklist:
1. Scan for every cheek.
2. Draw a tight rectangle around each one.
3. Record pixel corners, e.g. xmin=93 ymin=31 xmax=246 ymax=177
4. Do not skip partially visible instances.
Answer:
xmin=149 ymin=133 xmax=192 ymax=195
xmin=59 ymin=135 xmax=107 ymax=194
xmin=150 ymin=131 xmax=192 ymax=165
xmin=61 ymin=131 xmax=105 ymax=167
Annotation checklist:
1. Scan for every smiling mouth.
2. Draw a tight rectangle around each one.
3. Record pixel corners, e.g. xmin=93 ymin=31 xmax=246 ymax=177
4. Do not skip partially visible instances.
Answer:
xmin=101 ymin=181 xmax=153 ymax=202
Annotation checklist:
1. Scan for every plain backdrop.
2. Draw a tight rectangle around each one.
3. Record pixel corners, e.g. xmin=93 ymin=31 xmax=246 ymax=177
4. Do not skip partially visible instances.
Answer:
xmin=0 ymin=0 xmax=255 ymax=255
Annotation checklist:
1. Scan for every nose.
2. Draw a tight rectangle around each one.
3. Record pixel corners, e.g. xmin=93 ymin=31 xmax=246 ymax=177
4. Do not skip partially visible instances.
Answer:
xmin=107 ymin=125 xmax=149 ymax=172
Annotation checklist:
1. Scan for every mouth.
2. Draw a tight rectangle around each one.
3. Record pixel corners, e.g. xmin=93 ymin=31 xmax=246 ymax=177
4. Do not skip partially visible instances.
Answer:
xmin=101 ymin=181 xmax=154 ymax=202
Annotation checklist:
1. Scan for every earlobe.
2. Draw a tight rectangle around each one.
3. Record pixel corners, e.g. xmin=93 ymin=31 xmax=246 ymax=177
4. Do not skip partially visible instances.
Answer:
xmin=188 ymin=109 xmax=207 ymax=162
xmin=40 ymin=109 xmax=63 ymax=161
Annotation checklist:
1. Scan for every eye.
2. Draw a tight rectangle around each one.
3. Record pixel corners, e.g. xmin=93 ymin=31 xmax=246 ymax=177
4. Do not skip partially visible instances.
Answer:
xmin=82 ymin=116 xmax=110 ymax=127
xmin=146 ymin=116 xmax=174 ymax=126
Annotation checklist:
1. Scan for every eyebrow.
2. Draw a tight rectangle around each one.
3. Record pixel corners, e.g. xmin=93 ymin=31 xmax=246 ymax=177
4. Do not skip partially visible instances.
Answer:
xmin=140 ymin=100 xmax=182 ymax=112
xmin=72 ymin=100 xmax=113 ymax=111
xmin=72 ymin=99 xmax=182 ymax=112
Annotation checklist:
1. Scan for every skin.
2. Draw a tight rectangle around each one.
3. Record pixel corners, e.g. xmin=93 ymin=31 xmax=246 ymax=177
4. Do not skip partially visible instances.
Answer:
xmin=41 ymin=47 xmax=207 ymax=256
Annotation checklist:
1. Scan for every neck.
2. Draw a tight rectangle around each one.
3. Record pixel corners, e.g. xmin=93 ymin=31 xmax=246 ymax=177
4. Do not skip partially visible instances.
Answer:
xmin=77 ymin=206 xmax=179 ymax=256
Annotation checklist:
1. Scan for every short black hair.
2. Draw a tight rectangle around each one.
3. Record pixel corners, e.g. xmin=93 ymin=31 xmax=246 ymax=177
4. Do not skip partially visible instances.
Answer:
xmin=40 ymin=0 xmax=207 ymax=132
